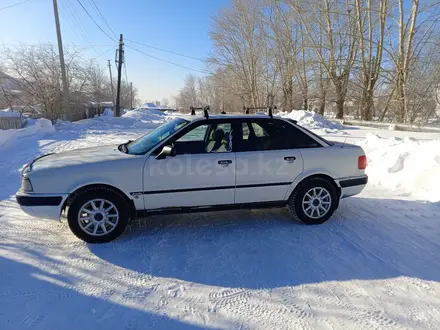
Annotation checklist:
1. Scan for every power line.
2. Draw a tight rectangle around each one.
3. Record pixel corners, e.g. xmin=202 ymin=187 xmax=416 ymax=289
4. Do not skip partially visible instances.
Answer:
xmin=125 ymin=38 xmax=204 ymax=61
xmin=91 ymin=48 xmax=113 ymax=60
xmin=60 ymin=0 xmax=96 ymax=52
xmin=76 ymin=0 xmax=116 ymax=42
xmin=88 ymin=0 xmax=117 ymax=39
xmin=126 ymin=44 xmax=208 ymax=74
xmin=65 ymin=44 xmax=113 ymax=47
xmin=62 ymin=0 xmax=101 ymax=53
xmin=0 ymin=0 xmax=31 ymax=11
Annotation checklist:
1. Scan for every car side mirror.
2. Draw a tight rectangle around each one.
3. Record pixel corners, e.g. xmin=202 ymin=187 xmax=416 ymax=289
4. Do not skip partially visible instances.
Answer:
xmin=156 ymin=145 xmax=176 ymax=159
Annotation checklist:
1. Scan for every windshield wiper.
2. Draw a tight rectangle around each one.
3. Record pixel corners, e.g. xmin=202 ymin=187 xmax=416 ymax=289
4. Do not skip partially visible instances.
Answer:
xmin=118 ymin=140 xmax=133 ymax=154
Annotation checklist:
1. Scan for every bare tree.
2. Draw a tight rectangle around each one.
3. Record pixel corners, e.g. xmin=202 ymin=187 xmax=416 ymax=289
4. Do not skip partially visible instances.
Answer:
xmin=374 ymin=0 xmax=440 ymax=123
xmin=209 ymin=0 xmax=265 ymax=107
xmin=2 ymin=44 xmax=66 ymax=119
xmin=289 ymin=0 xmax=359 ymax=118
xmin=316 ymin=25 xmax=331 ymax=116
xmin=266 ymin=3 xmax=296 ymax=110
xmin=354 ymin=0 xmax=388 ymax=120
xmin=1 ymin=44 xmax=138 ymax=120
xmin=395 ymin=0 xmax=419 ymax=123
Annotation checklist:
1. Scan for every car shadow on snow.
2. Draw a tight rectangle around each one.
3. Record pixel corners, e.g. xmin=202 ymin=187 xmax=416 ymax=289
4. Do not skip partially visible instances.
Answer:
xmin=0 ymin=255 xmax=207 ymax=330
xmin=90 ymin=196 xmax=440 ymax=289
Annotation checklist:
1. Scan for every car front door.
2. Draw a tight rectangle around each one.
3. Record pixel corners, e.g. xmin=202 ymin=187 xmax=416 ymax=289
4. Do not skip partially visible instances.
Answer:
xmin=143 ymin=120 xmax=236 ymax=210
xmin=234 ymin=119 xmax=304 ymax=204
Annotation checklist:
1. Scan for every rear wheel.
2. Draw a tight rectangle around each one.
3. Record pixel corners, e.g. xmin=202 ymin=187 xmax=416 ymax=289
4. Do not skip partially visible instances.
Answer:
xmin=67 ymin=189 xmax=130 ymax=243
xmin=288 ymin=177 xmax=338 ymax=225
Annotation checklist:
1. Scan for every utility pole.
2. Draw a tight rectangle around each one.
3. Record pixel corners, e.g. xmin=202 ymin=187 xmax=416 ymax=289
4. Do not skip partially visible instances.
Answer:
xmin=130 ymin=82 xmax=133 ymax=109
xmin=107 ymin=60 xmax=115 ymax=107
xmin=115 ymin=34 xmax=124 ymax=117
xmin=52 ymin=0 xmax=70 ymax=121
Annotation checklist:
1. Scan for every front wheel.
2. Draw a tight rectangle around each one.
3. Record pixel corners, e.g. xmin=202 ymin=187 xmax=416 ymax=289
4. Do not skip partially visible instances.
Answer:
xmin=288 ymin=178 xmax=338 ymax=225
xmin=67 ymin=188 xmax=130 ymax=243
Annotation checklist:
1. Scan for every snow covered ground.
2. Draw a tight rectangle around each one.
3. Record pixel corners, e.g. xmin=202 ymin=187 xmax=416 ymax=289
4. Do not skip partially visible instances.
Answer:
xmin=0 ymin=109 xmax=440 ymax=329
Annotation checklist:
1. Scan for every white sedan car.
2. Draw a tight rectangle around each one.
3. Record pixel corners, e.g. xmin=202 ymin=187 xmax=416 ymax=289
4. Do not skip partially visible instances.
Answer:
xmin=16 ymin=114 xmax=367 ymax=243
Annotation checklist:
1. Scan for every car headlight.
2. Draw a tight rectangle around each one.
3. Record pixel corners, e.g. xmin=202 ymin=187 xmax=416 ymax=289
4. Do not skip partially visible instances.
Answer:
xmin=21 ymin=177 xmax=33 ymax=192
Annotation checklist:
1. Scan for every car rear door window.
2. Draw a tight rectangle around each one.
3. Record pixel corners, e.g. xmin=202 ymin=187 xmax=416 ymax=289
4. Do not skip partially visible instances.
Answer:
xmin=237 ymin=120 xmax=284 ymax=151
xmin=237 ymin=119 xmax=321 ymax=151
xmin=251 ymin=122 xmax=268 ymax=137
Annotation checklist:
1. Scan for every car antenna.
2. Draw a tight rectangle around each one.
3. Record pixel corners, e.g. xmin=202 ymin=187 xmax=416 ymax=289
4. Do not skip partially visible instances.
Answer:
xmin=341 ymin=137 xmax=347 ymax=148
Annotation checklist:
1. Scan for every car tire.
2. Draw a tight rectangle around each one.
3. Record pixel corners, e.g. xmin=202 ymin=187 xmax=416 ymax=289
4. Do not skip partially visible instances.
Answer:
xmin=288 ymin=177 xmax=338 ymax=225
xmin=67 ymin=188 xmax=130 ymax=243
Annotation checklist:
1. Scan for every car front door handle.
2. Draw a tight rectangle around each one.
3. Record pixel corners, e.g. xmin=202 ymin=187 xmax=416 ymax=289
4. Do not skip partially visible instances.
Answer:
xmin=284 ymin=156 xmax=296 ymax=162
xmin=218 ymin=160 xmax=232 ymax=165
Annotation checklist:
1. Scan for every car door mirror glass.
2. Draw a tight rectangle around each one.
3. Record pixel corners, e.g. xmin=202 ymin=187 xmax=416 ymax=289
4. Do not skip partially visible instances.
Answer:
xmin=156 ymin=145 xmax=176 ymax=159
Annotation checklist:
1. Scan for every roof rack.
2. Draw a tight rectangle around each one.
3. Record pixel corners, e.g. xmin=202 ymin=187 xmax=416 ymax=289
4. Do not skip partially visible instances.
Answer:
xmin=190 ymin=105 xmax=210 ymax=119
xmin=243 ymin=106 xmax=277 ymax=118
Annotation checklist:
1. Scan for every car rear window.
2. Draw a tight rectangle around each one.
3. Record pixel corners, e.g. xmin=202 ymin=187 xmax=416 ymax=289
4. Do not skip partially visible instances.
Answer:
xmin=286 ymin=119 xmax=334 ymax=146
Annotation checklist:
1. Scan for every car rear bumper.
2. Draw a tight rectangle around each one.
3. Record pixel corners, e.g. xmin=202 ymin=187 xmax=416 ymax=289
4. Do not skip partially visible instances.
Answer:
xmin=16 ymin=192 xmax=69 ymax=220
xmin=337 ymin=175 xmax=368 ymax=198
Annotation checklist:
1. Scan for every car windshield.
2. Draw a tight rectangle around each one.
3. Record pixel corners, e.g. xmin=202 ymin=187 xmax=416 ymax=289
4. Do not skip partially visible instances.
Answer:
xmin=125 ymin=118 xmax=190 ymax=155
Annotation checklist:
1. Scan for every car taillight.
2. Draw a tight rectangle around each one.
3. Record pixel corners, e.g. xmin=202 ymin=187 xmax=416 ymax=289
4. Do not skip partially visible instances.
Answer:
xmin=358 ymin=155 xmax=367 ymax=169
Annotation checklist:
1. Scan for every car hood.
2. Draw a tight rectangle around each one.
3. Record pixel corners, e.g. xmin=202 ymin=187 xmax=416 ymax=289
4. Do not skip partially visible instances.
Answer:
xmin=30 ymin=145 xmax=133 ymax=171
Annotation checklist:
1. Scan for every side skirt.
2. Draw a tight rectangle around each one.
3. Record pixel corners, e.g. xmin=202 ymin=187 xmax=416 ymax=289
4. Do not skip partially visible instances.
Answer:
xmin=135 ymin=201 xmax=287 ymax=218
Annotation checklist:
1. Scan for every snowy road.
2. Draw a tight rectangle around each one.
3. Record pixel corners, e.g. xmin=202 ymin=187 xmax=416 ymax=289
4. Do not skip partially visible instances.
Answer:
xmin=1 ymin=113 xmax=440 ymax=329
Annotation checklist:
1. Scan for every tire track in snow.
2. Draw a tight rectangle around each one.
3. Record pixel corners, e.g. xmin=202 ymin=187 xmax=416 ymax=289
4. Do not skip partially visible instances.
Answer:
xmin=209 ymin=288 xmax=252 ymax=312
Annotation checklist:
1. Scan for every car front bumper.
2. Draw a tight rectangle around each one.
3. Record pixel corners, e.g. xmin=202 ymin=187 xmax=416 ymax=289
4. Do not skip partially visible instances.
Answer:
xmin=16 ymin=192 xmax=69 ymax=221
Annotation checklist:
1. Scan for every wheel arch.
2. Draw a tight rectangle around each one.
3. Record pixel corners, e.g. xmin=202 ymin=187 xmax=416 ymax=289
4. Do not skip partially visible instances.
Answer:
xmin=286 ymin=173 xmax=341 ymax=201
xmin=63 ymin=183 xmax=136 ymax=221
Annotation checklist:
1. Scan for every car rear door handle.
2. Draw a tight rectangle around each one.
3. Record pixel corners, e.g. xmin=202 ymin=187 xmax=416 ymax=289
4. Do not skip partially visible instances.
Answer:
xmin=284 ymin=156 xmax=296 ymax=162
xmin=218 ymin=160 xmax=232 ymax=165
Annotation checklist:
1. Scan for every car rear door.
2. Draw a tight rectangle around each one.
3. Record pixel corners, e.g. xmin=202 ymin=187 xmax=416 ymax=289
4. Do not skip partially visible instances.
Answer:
xmin=143 ymin=120 xmax=236 ymax=209
xmin=234 ymin=119 xmax=304 ymax=204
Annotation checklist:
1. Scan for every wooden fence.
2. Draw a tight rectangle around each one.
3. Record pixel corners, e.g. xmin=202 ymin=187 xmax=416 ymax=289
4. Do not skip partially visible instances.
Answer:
xmin=0 ymin=117 xmax=24 ymax=130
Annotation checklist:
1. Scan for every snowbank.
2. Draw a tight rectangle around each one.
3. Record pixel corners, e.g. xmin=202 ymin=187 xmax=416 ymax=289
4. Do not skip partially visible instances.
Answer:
xmin=280 ymin=110 xmax=344 ymax=135
xmin=0 ymin=118 xmax=54 ymax=147
xmin=123 ymin=107 xmax=167 ymax=121
xmin=55 ymin=108 xmax=168 ymax=131
xmin=357 ymin=133 xmax=440 ymax=202
xmin=0 ymin=108 xmax=22 ymax=118
xmin=0 ymin=108 xmax=168 ymax=149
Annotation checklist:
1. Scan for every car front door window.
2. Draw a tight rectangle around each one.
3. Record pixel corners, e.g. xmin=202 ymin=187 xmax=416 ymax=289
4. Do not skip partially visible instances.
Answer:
xmin=174 ymin=123 xmax=233 ymax=154
xmin=206 ymin=123 xmax=232 ymax=153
